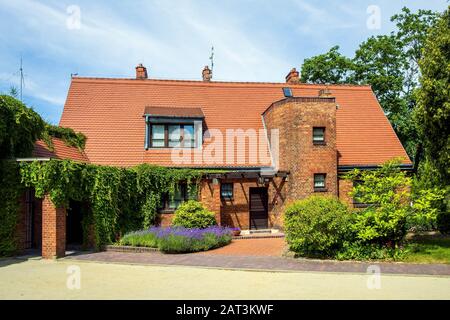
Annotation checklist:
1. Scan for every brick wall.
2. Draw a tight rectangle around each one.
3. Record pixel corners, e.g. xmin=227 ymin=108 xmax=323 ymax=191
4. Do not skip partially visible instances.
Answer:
xmin=42 ymin=194 xmax=66 ymax=259
xmin=157 ymin=98 xmax=339 ymax=230
xmin=338 ymin=177 xmax=354 ymax=206
xmin=157 ymin=178 xmax=285 ymax=230
xmin=157 ymin=213 xmax=174 ymax=227
xmin=196 ymin=178 xmax=285 ymax=230
xmin=263 ymin=98 xmax=338 ymax=220
xmin=220 ymin=178 xmax=256 ymax=230
xmin=200 ymin=179 xmax=221 ymax=224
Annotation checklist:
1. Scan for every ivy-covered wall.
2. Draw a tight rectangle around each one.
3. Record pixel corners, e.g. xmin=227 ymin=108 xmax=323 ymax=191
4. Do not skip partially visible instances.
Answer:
xmin=0 ymin=160 xmax=24 ymax=256
xmin=18 ymin=159 xmax=207 ymax=249
xmin=0 ymin=94 xmax=213 ymax=255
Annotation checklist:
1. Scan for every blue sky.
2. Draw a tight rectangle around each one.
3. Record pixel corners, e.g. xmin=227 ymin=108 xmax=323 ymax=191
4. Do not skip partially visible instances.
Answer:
xmin=0 ymin=0 xmax=448 ymax=124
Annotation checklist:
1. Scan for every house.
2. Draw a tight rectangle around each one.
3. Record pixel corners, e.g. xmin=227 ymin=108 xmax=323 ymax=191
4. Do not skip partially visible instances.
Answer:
xmin=17 ymin=64 xmax=412 ymax=258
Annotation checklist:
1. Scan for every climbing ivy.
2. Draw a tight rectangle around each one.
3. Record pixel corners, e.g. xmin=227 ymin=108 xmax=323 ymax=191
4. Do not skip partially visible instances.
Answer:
xmin=0 ymin=95 xmax=86 ymax=158
xmin=0 ymin=95 xmax=45 ymax=159
xmin=41 ymin=124 xmax=86 ymax=151
xmin=19 ymin=159 xmax=207 ymax=249
xmin=0 ymin=94 xmax=213 ymax=253
xmin=0 ymin=160 xmax=24 ymax=256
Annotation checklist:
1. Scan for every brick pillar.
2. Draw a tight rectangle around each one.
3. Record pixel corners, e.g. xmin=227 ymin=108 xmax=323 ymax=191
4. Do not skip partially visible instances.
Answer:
xmin=212 ymin=180 xmax=221 ymax=226
xmin=42 ymin=194 xmax=66 ymax=259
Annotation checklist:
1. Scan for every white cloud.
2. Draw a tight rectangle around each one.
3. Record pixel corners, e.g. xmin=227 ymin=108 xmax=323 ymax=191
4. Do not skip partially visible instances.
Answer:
xmin=0 ymin=0 xmax=447 ymax=123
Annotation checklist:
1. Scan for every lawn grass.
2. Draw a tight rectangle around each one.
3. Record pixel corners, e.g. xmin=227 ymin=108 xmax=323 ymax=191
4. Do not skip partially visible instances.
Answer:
xmin=402 ymin=234 xmax=450 ymax=264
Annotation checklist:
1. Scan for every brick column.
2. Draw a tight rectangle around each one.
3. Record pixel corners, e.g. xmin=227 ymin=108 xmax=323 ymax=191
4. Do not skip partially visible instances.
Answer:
xmin=42 ymin=194 xmax=66 ymax=259
xmin=212 ymin=180 xmax=221 ymax=226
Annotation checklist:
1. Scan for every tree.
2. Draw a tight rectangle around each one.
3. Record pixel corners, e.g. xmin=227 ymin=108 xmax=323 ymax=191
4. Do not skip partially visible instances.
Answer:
xmin=353 ymin=35 xmax=407 ymax=117
xmin=345 ymin=159 xmax=443 ymax=246
xmin=300 ymin=7 xmax=439 ymax=159
xmin=352 ymin=35 xmax=418 ymax=156
xmin=391 ymin=7 xmax=439 ymax=92
xmin=415 ymin=6 xmax=450 ymax=184
xmin=300 ymin=46 xmax=355 ymax=84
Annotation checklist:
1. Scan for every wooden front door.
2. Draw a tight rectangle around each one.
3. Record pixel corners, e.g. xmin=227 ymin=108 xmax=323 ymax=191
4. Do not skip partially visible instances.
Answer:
xmin=249 ymin=187 xmax=268 ymax=230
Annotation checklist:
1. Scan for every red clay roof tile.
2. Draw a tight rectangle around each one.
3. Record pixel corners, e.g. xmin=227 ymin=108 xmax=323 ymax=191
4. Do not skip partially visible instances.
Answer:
xmin=144 ymin=106 xmax=204 ymax=118
xmin=59 ymin=77 xmax=411 ymax=167
xmin=32 ymin=138 xmax=89 ymax=162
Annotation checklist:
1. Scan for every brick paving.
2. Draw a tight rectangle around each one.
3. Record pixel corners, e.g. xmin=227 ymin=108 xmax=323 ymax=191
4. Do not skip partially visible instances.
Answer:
xmin=197 ymin=238 xmax=286 ymax=256
xmin=64 ymin=237 xmax=450 ymax=276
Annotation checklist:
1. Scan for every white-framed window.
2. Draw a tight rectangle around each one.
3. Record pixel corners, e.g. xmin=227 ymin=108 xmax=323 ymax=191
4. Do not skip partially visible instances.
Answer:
xmin=150 ymin=123 xmax=196 ymax=148
xmin=314 ymin=173 xmax=326 ymax=190
xmin=313 ymin=127 xmax=325 ymax=144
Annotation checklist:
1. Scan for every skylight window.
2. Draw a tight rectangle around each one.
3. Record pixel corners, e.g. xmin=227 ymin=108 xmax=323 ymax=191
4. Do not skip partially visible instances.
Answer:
xmin=282 ymin=87 xmax=293 ymax=97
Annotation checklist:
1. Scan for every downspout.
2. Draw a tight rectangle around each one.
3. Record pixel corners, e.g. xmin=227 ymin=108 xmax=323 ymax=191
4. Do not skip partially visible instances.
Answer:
xmin=260 ymin=114 xmax=277 ymax=174
xmin=144 ymin=115 xmax=149 ymax=150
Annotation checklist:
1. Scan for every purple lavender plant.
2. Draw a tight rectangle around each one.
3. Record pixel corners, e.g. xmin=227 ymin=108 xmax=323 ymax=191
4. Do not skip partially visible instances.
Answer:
xmin=120 ymin=226 xmax=234 ymax=253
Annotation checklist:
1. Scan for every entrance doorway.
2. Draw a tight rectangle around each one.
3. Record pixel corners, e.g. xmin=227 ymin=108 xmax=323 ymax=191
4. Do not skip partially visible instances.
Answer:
xmin=66 ymin=200 xmax=83 ymax=246
xmin=249 ymin=187 xmax=268 ymax=230
xmin=24 ymin=189 xmax=42 ymax=249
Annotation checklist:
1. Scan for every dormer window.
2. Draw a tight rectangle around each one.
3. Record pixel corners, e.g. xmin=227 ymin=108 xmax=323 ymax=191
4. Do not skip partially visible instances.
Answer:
xmin=150 ymin=123 xmax=196 ymax=148
xmin=144 ymin=106 xmax=204 ymax=150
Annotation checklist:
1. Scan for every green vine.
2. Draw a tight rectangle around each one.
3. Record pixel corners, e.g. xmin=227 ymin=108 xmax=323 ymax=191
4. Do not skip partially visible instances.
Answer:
xmin=0 ymin=94 xmax=214 ymax=254
xmin=0 ymin=160 xmax=24 ymax=255
xmin=41 ymin=124 xmax=86 ymax=151
xmin=19 ymin=159 xmax=208 ymax=249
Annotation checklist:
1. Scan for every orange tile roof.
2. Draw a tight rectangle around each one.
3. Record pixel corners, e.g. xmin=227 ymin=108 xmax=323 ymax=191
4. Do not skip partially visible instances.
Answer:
xmin=32 ymin=138 xmax=89 ymax=162
xmin=59 ymin=77 xmax=411 ymax=168
xmin=144 ymin=106 xmax=204 ymax=118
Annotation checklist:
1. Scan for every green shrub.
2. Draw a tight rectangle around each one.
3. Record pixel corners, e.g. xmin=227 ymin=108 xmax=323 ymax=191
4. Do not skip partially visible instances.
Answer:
xmin=335 ymin=241 xmax=406 ymax=261
xmin=346 ymin=159 xmax=443 ymax=245
xmin=119 ymin=230 xmax=159 ymax=248
xmin=284 ymin=195 xmax=353 ymax=257
xmin=172 ymin=200 xmax=216 ymax=229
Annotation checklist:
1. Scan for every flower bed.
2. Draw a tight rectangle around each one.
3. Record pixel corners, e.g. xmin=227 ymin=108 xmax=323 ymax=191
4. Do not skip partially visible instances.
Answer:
xmin=118 ymin=226 xmax=233 ymax=253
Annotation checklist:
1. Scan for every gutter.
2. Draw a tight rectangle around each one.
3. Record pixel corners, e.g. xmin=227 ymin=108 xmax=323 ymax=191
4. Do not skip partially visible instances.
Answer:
xmin=15 ymin=157 xmax=51 ymax=162
xmin=338 ymin=164 xmax=414 ymax=172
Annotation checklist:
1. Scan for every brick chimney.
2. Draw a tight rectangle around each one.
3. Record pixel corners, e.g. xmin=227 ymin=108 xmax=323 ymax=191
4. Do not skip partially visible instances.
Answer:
xmin=202 ymin=66 xmax=212 ymax=82
xmin=285 ymin=68 xmax=300 ymax=84
xmin=135 ymin=63 xmax=148 ymax=79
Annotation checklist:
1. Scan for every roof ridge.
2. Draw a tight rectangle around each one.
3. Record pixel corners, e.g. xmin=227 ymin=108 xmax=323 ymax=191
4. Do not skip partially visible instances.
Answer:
xmin=71 ymin=76 xmax=371 ymax=89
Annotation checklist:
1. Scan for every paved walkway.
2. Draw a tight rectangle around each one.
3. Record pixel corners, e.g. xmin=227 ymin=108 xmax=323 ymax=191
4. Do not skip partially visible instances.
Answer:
xmin=67 ymin=249 xmax=450 ymax=276
xmin=198 ymin=238 xmax=286 ymax=256
xmin=2 ymin=258 xmax=450 ymax=299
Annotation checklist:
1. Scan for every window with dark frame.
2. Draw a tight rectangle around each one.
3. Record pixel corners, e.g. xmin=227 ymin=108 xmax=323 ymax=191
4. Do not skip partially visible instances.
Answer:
xmin=160 ymin=183 xmax=198 ymax=211
xmin=314 ymin=173 xmax=326 ymax=191
xmin=313 ymin=127 xmax=325 ymax=144
xmin=220 ymin=183 xmax=234 ymax=200
xmin=150 ymin=123 xmax=196 ymax=148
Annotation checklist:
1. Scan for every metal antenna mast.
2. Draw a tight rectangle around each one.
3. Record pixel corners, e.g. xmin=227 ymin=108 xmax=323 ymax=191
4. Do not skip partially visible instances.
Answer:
xmin=19 ymin=56 xmax=25 ymax=102
xmin=209 ymin=46 xmax=214 ymax=75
